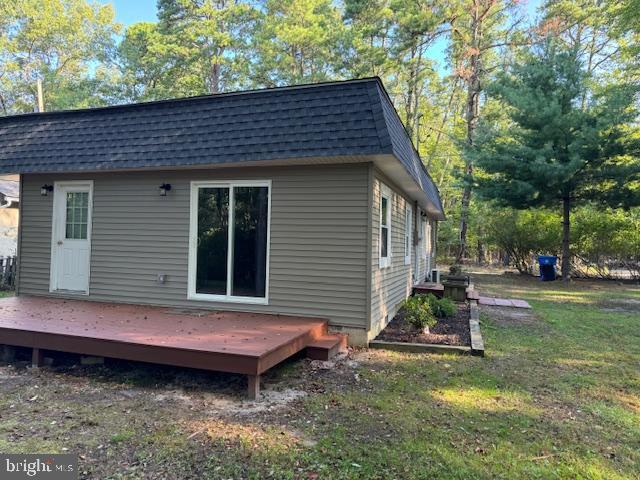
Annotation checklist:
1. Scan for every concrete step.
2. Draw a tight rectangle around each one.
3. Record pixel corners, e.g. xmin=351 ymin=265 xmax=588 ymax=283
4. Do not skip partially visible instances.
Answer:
xmin=305 ymin=334 xmax=348 ymax=361
xmin=466 ymin=290 xmax=480 ymax=300
xmin=466 ymin=283 xmax=480 ymax=300
xmin=413 ymin=282 xmax=444 ymax=297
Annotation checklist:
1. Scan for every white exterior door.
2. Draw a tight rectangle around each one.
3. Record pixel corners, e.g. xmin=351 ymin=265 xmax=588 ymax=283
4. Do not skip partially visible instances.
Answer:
xmin=50 ymin=181 xmax=93 ymax=294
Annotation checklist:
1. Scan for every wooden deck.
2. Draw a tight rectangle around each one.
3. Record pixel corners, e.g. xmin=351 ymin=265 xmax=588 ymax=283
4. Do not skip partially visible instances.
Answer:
xmin=0 ymin=296 xmax=346 ymax=399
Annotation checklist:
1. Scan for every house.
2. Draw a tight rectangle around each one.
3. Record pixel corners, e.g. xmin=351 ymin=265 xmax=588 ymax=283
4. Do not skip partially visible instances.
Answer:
xmin=0 ymin=78 xmax=443 ymax=395
xmin=0 ymin=175 xmax=19 ymax=258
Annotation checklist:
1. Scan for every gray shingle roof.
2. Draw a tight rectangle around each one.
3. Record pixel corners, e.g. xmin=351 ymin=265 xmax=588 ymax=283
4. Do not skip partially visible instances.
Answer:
xmin=0 ymin=77 xmax=443 ymax=218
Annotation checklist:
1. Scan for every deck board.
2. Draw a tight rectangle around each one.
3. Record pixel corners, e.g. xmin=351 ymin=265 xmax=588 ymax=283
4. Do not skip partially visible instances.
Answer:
xmin=0 ymin=296 xmax=328 ymax=375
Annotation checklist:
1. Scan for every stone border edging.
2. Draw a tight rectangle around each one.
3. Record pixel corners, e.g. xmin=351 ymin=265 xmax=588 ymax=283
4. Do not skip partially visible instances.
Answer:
xmin=368 ymin=340 xmax=471 ymax=355
xmin=469 ymin=300 xmax=485 ymax=357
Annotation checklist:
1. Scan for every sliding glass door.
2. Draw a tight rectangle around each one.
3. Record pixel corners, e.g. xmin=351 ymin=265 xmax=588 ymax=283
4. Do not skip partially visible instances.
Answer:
xmin=189 ymin=181 xmax=271 ymax=303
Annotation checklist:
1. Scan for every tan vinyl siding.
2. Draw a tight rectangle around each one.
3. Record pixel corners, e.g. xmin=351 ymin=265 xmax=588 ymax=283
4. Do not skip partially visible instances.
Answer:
xmin=369 ymin=172 xmax=414 ymax=338
xmin=18 ymin=163 xmax=369 ymax=329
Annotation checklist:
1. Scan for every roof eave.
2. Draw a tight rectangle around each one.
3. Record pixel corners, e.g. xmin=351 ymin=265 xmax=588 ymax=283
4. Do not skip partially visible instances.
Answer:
xmin=374 ymin=154 xmax=445 ymax=220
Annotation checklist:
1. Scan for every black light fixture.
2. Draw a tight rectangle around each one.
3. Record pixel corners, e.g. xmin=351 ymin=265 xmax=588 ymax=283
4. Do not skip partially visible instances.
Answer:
xmin=40 ymin=184 xmax=53 ymax=196
xmin=159 ymin=183 xmax=172 ymax=196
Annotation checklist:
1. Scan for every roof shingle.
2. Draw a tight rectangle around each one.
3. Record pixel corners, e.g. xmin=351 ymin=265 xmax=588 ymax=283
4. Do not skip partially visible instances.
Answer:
xmin=0 ymin=78 xmax=443 ymax=218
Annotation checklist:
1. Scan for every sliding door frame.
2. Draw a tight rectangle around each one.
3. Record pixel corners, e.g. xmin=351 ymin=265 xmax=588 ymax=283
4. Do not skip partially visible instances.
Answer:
xmin=187 ymin=180 xmax=272 ymax=305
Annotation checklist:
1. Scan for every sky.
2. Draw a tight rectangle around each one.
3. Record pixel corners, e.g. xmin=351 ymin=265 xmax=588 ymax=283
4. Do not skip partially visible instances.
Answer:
xmin=101 ymin=0 xmax=157 ymax=26
xmin=102 ymin=0 xmax=542 ymax=29
xmin=100 ymin=0 xmax=543 ymax=77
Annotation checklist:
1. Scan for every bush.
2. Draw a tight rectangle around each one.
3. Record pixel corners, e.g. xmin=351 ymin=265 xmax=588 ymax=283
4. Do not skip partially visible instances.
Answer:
xmin=485 ymin=208 xmax=561 ymax=274
xmin=449 ymin=264 xmax=463 ymax=276
xmin=401 ymin=296 xmax=436 ymax=330
xmin=572 ymin=207 xmax=640 ymax=280
xmin=425 ymin=294 xmax=456 ymax=318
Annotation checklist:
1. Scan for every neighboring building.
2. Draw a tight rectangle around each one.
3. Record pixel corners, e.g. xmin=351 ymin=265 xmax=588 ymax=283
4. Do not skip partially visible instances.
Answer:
xmin=0 ymin=78 xmax=444 ymax=345
xmin=0 ymin=175 xmax=19 ymax=258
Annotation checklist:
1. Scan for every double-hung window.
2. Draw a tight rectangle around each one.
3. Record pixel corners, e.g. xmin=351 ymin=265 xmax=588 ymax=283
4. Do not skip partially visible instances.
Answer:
xmin=188 ymin=181 xmax=271 ymax=304
xmin=404 ymin=204 xmax=412 ymax=265
xmin=379 ymin=185 xmax=392 ymax=268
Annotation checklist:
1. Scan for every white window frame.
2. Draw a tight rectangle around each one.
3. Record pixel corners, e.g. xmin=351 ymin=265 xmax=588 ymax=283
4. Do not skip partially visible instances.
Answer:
xmin=379 ymin=184 xmax=392 ymax=269
xmin=187 ymin=180 xmax=272 ymax=305
xmin=404 ymin=203 xmax=412 ymax=265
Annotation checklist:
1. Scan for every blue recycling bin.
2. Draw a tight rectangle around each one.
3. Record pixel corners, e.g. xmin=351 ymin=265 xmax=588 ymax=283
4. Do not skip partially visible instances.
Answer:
xmin=538 ymin=255 xmax=557 ymax=281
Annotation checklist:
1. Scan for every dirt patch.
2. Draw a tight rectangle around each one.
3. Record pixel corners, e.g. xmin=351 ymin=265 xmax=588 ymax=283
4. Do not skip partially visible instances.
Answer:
xmin=374 ymin=303 xmax=470 ymax=346
xmin=0 ymin=349 xmax=367 ymax=478
xmin=598 ymin=298 xmax=640 ymax=315
xmin=481 ymin=304 xmax=543 ymax=328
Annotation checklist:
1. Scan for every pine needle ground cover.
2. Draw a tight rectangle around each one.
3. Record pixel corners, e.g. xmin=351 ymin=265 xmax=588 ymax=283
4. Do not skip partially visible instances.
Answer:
xmin=0 ymin=273 xmax=638 ymax=479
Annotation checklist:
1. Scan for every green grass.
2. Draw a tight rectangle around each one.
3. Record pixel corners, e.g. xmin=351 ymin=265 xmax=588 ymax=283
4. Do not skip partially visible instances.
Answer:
xmin=140 ymin=274 xmax=640 ymax=479
xmin=0 ymin=275 xmax=638 ymax=479
xmin=207 ymin=274 xmax=638 ymax=480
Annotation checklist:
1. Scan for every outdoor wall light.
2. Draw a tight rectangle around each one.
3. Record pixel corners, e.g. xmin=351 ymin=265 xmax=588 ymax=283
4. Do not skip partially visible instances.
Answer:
xmin=159 ymin=183 xmax=172 ymax=196
xmin=40 ymin=185 xmax=53 ymax=196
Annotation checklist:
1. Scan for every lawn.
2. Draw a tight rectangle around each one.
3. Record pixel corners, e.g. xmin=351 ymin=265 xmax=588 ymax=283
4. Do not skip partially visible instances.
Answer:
xmin=0 ymin=273 xmax=638 ymax=479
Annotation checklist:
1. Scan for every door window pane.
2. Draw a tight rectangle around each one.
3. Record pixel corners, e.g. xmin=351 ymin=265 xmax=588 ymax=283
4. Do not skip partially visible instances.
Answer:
xmin=65 ymin=192 xmax=89 ymax=240
xmin=196 ymin=188 xmax=229 ymax=295
xmin=232 ymin=186 xmax=269 ymax=297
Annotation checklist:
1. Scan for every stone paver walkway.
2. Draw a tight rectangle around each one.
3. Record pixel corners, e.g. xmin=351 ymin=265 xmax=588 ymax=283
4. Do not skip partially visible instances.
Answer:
xmin=478 ymin=297 xmax=532 ymax=309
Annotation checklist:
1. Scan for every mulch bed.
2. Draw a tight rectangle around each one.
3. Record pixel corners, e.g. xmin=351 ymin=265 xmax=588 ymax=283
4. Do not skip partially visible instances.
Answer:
xmin=375 ymin=303 xmax=471 ymax=347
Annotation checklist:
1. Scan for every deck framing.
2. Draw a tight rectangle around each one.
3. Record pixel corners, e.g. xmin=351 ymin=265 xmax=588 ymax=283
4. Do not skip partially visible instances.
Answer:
xmin=0 ymin=296 xmax=334 ymax=398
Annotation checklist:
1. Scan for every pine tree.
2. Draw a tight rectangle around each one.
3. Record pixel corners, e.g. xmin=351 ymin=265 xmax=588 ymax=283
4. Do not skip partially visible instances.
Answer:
xmin=251 ymin=0 xmax=349 ymax=87
xmin=472 ymin=40 xmax=640 ymax=282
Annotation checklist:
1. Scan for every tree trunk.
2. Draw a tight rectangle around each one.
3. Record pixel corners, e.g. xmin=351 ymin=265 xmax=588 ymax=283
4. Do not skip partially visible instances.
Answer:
xmin=477 ymin=239 xmax=485 ymax=265
xmin=404 ymin=46 xmax=419 ymax=139
xmin=429 ymin=77 xmax=460 ymax=170
xmin=210 ymin=62 xmax=221 ymax=94
xmin=455 ymin=1 xmax=482 ymax=265
xmin=561 ymin=196 xmax=571 ymax=283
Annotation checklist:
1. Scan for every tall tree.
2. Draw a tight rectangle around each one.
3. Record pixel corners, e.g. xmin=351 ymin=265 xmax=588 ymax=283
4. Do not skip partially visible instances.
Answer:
xmin=116 ymin=22 xmax=175 ymax=102
xmin=541 ymin=0 xmax=624 ymax=80
xmin=157 ymin=0 xmax=258 ymax=94
xmin=117 ymin=1 xmax=258 ymax=101
xmin=345 ymin=0 xmax=451 ymax=139
xmin=609 ymin=0 xmax=640 ymax=79
xmin=0 ymin=0 xmax=119 ymax=114
xmin=450 ymin=0 xmax=527 ymax=264
xmin=472 ymin=41 xmax=640 ymax=282
xmin=389 ymin=0 xmax=450 ymax=139
xmin=343 ymin=0 xmax=395 ymax=78
xmin=252 ymin=0 xmax=349 ymax=86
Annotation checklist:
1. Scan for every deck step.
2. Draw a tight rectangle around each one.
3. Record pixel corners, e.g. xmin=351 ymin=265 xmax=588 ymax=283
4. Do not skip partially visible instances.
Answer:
xmin=305 ymin=334 xmax=348 ymax=361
